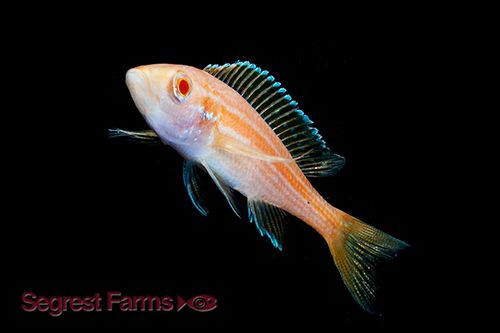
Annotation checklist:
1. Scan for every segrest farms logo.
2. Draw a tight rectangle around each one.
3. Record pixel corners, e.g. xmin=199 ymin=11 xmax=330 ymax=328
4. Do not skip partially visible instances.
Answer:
xmin=21 ymin=291 xmax=217 ymax=317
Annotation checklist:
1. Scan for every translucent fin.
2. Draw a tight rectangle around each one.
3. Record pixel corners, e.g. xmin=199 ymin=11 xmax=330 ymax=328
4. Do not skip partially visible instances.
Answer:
xmin=327 ymin=213 xmax=409 ymax=314
xmin=201 ymin=160 xmax=241 ymax=218
xmin=204 ymin=61 xmax=345 ymax=177
xmin=296 ymin=151 xmax=346 ymax=177
xmin=108 ymin=128 xmax=163 ymax=145
xmin=247 ymin=199 xmax=288 ymax=250
xmin=211 ymin=131 xmax=294 ymax=163
xmin=182 ymin=161 xmax=209 ymax=216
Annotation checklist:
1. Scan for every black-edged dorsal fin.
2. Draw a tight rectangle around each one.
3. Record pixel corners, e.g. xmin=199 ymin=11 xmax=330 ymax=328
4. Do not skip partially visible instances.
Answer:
xmin=204 ymin=61 xmax=345 ymax=177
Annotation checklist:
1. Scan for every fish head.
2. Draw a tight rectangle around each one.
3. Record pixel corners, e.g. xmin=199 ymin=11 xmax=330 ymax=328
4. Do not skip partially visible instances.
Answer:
xmin=126 ymin=64 xmax=216 ymax=153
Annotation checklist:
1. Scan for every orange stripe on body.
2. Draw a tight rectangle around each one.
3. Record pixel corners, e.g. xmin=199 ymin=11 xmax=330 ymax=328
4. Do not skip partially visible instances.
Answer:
xmin=204 ymin=76 xmax=342 ymax=240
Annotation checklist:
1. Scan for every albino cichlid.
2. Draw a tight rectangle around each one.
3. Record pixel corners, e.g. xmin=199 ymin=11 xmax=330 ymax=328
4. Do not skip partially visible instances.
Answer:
xmin=111 ymin=61 xmax=409 ymax=313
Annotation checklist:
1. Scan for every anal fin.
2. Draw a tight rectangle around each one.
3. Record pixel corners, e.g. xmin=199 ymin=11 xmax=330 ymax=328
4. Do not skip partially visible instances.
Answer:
xmin=247 ymin=199 xmax=287 ymax=250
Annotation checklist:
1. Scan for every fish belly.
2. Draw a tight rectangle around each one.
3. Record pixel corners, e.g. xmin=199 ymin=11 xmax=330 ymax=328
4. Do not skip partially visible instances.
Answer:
xmin=204 ymin=149 xmax=338 ymax=233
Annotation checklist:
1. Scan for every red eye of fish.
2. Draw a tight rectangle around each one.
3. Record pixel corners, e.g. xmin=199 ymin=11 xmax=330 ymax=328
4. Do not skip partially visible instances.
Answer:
xmin=172 ymin=73 xmax=193 ymax=103
xmin=177 ymin=78 xmax=190 ymax=97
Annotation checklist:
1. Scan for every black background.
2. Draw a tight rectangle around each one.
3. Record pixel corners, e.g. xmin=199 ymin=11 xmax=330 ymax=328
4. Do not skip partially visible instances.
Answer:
xmin=11 ymin=14 xmax=454 ymax=331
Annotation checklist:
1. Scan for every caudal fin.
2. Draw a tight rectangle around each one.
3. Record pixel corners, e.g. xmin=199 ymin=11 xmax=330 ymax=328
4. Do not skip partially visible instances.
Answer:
xmin=327 ymin=213 xmax=409 ymax=314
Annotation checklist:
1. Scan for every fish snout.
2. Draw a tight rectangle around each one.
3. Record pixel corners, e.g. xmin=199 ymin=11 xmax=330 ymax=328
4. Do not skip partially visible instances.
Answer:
xmin=126 ymin=68 xmax=158 ymax=117
xmin=126 ymin=68 xmax=149 ymax=93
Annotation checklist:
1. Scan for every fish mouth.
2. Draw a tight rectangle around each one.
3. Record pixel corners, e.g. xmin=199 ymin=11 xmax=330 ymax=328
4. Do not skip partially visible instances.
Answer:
xmin=126 ymin=67 xmax=177 ymax=144
xmin=126 ymin=68 xmax=159 ymax=117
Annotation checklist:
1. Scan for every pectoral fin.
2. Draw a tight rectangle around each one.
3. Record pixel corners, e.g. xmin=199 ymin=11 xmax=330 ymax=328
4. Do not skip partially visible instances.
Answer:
xmin=210 ymin=131 xmax=294 ymax=163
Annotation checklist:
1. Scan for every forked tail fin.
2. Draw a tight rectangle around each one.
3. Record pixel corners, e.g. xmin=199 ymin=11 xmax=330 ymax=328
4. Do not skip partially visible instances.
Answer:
xmin=327 ymin=213 xmax=409 ymax=314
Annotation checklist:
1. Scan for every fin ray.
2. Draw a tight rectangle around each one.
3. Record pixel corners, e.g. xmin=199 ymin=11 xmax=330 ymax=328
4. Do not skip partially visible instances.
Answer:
xmin=204 ymin=61 xmax=345 ymax=177
xmin=108 ymin=128 xmax=163 ymax=145
xmin=201 ymin=160 xmax=241 ymax=218
xmin=247 ymin=199 xmax=287 ymax=250
xmin=327 ymin=214 xmax=409 ymax=314
xmin=211 ymin=131 xmax=294 ymax=163
xmin=296 ymin=153 xmax=346 ymax=177
xmin=182 ymin=161 xmax=210 ymax=216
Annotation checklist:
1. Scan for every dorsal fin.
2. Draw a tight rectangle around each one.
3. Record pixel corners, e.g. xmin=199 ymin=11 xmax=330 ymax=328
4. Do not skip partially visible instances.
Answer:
xmin=204 ymin=61 xmax=345 ymax=177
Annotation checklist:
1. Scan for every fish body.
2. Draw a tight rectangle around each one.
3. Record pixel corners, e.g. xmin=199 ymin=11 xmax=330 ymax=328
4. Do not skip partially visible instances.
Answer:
xmin=122 ymin=61 xmax=408 ymax=313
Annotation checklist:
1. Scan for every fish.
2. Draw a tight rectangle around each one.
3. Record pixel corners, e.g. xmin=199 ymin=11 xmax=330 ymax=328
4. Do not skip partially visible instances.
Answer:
xmin=177 ymin=295 xmax=217 ymax=312
xmin=115 ymin=60 xmax=409 ymax=313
